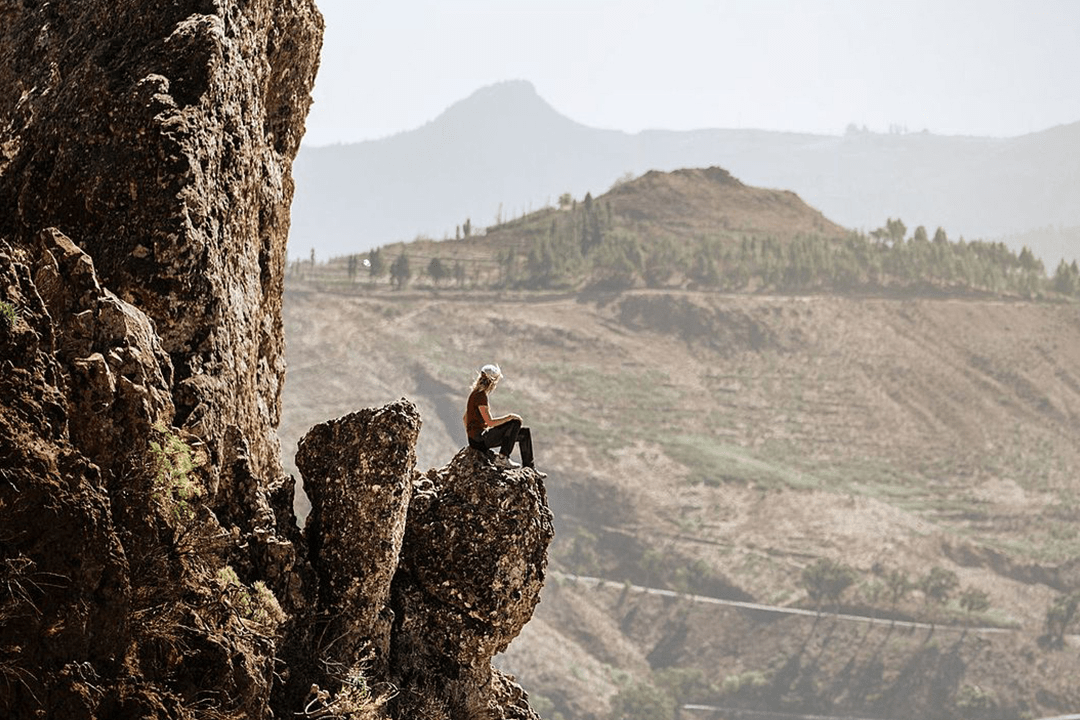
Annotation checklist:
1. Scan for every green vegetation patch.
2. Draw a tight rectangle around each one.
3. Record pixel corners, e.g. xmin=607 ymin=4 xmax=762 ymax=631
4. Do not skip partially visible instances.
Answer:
xmin=661 ymin=434 xmax=820 ymax=489
xmin=149 ymin=423 xmax=202 ymax=522
xmin=534 ymin=363 xmax=677 ymax=453
xmin=987 ymin=525 xmax=1080 ymax=565
xmin=0 ymin=300 xmax=16 ymax=329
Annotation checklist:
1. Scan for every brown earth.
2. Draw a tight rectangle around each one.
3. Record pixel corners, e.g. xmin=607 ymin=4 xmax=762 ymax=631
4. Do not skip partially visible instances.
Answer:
xmin=281 ymin=283 xmax=1080 ymax=719
xmin=602 ymin=167 xmax=847 ymax=241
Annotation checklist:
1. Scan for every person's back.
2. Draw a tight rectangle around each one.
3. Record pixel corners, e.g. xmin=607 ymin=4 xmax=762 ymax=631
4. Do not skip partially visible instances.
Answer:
xmin=463 ymin=385 xmax=488 ymax=441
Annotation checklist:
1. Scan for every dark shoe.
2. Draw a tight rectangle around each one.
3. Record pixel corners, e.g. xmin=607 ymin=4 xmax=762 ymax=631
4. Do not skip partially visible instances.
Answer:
xmin=495 ymin=454 xmax=521 ymax=469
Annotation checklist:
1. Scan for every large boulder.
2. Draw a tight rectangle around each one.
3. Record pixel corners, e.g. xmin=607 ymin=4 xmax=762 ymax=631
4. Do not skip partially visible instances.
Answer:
xmin=296 ymin=400 xmax=421 ymax=677
xmin=390 ymin=447 xmax=555 ymax=720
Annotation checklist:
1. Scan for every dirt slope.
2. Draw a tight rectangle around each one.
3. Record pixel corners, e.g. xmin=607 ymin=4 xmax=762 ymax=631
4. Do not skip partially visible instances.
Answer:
xmin=603 ymin=167 xmax=847 ymax=241
xmin=281 ymin=284 xmax=1080 ymax=719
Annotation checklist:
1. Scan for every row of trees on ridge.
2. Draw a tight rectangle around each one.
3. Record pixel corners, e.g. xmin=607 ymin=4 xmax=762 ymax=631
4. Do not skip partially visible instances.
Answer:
xmin=324 ymin=202 xmax=1079 ymax=300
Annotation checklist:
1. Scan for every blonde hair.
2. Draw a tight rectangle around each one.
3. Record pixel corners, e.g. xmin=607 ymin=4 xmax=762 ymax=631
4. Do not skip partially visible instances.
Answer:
xmin=470 ymin=372 xmax=496 ymax=393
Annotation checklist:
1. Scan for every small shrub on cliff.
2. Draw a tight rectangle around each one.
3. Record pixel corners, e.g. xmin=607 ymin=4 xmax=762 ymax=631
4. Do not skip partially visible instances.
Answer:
xmin=720 ymin=670 xmax=769 ymax=699
xmin=958 ymin=586 xmax=991 ymax=617
xmin=216 ymin=565 xmax=286 ymax=631
xmin=299 ymin=666 xmax=390 ymax=720
xmin=955 ymin=684 xmax=999 ymax=718
xmin=655 ymin=667 xmax=717 ymax=708
xmin=0 ymin=553 xmax=51 ymax=697
xmin=800 ymin=558 xmax=858 ymax=612
xmin=149 ymin=423 xmax=202 ymax=521
xmin=0 ymin=300 xmax=16 ymax=330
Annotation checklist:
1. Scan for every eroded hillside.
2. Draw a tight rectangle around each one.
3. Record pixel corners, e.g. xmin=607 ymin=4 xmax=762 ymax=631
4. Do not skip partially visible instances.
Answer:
xmin=282 ymin=284 xmax=1080 ymax=719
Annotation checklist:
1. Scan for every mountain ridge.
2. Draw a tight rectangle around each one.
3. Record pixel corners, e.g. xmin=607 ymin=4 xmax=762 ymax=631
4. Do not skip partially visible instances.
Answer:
xmin=291 ymin=80 xmax=1080 ymax=268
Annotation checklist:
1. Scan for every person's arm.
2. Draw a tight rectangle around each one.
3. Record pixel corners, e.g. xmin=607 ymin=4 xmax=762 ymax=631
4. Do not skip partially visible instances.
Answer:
xmin=479 ymin=404 xmax=520 ymax=427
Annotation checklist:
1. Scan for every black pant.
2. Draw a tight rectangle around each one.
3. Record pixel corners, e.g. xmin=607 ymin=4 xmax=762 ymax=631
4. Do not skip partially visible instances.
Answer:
xmin=468 ymin=419 xmax=534 ymax=468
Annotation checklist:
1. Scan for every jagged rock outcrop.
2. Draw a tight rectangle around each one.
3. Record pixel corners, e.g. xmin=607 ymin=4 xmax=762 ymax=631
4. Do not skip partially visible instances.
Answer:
xmin=390 ymin=447 xmax=554 ymax=720
xmin=0 ymin=239 xmax=137 ymax=718
xmin=0 ymin=0 xmax=321 ymax=505
xmin=0 ymin=1 xmax=322 ymax=718
xmin=32 ymin=227 xmax=176 ymax=473
xmin=296 ymin=403 xmax=555 ymax=720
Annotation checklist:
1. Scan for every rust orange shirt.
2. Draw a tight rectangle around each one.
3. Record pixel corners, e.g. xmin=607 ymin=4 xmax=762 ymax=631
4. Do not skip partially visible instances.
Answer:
xmin=464 ymin=388 xmax=489 ymax=439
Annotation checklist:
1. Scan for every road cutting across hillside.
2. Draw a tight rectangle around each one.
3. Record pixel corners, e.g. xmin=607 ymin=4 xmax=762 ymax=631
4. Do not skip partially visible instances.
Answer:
xmin=553 ymin=571 xmax=1017 ymax=635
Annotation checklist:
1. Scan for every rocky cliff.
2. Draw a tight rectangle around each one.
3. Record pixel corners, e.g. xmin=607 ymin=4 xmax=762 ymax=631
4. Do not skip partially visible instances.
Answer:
xmin=294 ymin=404 xmax=554 ymax=719
xmin=0 ymin=2 xmax=552 ymax=719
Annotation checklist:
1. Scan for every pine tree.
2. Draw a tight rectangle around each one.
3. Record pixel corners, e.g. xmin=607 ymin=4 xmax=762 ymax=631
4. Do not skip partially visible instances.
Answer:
xmin=427 ymin=257 xmax=449 ymax=285
xmin=1054 ymin=259 xmax=1079 ymax=295
xmin=886 ymin=218 xmax=907 ymax=246
xmin=367 ymin=248 xmax=386 ymax=285
xmin=389 ymin=251 xmax=411 ymax=290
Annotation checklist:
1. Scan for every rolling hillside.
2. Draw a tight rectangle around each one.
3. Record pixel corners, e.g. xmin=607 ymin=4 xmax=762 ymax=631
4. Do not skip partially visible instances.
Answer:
xmin=281 ymin=285 xmax=1080 ymax=719
xmin=310 ymin=165 xmax=1069 ymax=299
xmin=280 ymin=167 xmax=1080 ymax=720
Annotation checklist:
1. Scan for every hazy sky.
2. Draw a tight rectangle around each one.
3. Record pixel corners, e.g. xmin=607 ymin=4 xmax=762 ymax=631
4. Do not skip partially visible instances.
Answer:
xmin=302 ymin=0 xmax=1080 ymax=147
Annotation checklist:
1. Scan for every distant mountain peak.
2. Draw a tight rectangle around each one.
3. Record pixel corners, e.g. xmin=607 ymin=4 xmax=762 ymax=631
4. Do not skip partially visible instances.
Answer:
xmin=469 ymin=79 xmax=539 ymax=100
xmin=429 ymin=79 xmax=578 ymax=134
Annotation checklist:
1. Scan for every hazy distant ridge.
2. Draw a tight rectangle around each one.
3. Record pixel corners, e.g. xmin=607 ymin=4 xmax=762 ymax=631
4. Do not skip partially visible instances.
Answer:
xmin=292 ymin=80 xmax=1080 ymax=266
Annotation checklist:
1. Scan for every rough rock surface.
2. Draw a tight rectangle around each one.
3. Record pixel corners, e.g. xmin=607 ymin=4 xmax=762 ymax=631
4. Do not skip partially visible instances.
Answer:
xmin=0 ymin=1 xmax=322 ymax=718
xmin=32 ymin=227 xmax=175 ymax=473
xmin=0 ymin=240 xmax=136 ymax=718
xmin=1 ymin=2 xmax=553 ymax=719
xmin=0 ymin=0 xmax=322 ymax=501
xmin=295 ymin=401 xmax=420 ymax=679
xmin=390 ymin=447 xmax=555 ymax=720
xmin=295 ymin=408 xmax=554 ymax=720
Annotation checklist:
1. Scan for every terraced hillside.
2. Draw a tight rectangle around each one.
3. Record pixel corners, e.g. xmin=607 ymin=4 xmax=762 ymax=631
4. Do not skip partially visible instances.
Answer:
xmin=280 ymin=283 xmax=1080 ymax=720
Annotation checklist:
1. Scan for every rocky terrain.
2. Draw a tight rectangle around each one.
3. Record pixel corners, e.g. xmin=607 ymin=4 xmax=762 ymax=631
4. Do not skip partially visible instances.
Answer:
xmin=0 ymin=3 xmax=553 ymax=719
xmin=3 ymin=3 xmax=1077 ymax=719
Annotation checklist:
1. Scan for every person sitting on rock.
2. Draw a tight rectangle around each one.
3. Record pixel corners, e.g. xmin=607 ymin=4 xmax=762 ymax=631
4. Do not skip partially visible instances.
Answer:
xmin=463 ymin=363 xmax=534 ymax=469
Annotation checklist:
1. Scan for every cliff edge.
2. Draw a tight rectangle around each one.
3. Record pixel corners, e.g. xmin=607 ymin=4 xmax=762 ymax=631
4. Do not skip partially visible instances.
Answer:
xmin=295 ymin=402 xmax=554 ymax=719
